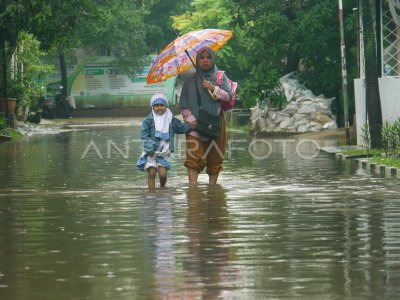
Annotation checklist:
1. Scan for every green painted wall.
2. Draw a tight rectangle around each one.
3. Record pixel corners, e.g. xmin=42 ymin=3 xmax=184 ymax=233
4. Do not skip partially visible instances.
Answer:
xmin=48 ymin=55 xmax=177 ymax=109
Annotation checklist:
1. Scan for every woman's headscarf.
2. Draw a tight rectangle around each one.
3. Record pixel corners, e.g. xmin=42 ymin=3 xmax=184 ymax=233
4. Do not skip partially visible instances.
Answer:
xmin=151 ymin=93 xmax=172 ymax=140
xmin=195 ymin=46 xmax=217 ymax=85
xmin=179 ymin=47 xmax=232 ymax=117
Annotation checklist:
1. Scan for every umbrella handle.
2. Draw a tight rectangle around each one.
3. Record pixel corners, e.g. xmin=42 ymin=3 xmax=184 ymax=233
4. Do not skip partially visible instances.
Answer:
xmin=208 ymin=89 xmax=217 ymax=100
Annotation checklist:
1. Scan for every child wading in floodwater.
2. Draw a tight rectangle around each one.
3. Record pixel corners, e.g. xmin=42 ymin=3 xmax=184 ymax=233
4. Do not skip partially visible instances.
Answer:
xmin=137 ymin=93 xmax=190 ymax=190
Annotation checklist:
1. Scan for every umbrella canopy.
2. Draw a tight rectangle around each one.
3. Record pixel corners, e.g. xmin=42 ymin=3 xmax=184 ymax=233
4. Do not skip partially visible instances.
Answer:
xmin=146 ymin=28 xmax=232 ymax=84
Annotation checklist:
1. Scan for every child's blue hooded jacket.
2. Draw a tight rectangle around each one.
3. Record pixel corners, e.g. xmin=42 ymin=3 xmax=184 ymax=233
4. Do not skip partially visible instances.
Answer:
xmin=140 ymin=113 xmax=190 ymax=155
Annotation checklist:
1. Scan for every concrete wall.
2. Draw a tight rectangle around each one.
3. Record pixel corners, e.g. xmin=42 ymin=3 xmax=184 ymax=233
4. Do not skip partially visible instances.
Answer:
xmin=354 ymin=77 xmax=400 ymax=146
xmin=354 ymin=78 xmax=367 ymax=146
xmin=379 ymin=77 xmax=400 ymax=122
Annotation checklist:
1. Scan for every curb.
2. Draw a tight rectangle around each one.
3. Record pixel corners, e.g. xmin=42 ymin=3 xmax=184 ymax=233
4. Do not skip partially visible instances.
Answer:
xmin=335 ymin=152 xmax=400 ymax=178
xmin=0 ymin=134 xmax=12 ymax=142
xmin=320 ymin=148 xmax=400 ymax=178
xmin=354 ymin=159 xmax=400 ymax=177
xmin=335 ymin=152 xmax=372 ymax=160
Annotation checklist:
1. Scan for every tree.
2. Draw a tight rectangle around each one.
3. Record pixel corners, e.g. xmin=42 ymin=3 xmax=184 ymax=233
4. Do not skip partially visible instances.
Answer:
xmin=0 ymin=0 xmax=42 ymax=100
xmin=145 ymin=0 xmax=191 ymax=53
xmin=360 ymin=0 xmax=382 ymax=147
xmin=79 ymin=0 xmax=154 ymax=75
xmin=0 ymin=1 xmax=59 ymax=121
xmin=31 ymin=0 xmax=99 ymax=102
xmin=171 ymin=0 xmax=237 ymax=67
xmin=11 ymin=32 xmax=54 ymax=116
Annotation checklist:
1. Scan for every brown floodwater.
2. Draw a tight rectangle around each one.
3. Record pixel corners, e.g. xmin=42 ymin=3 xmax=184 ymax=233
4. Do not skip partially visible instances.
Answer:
xmin=1 ymin=124 xmax=400 ymax=299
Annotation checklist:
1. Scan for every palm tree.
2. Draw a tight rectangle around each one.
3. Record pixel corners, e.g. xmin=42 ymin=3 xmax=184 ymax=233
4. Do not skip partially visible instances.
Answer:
xmin=361 ymin=0 xmax=382 ymax=148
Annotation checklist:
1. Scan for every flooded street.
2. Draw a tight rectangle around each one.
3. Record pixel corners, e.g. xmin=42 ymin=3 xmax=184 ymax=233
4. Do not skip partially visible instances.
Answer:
xmin=1 ymin=122 xmax=400 ymax=299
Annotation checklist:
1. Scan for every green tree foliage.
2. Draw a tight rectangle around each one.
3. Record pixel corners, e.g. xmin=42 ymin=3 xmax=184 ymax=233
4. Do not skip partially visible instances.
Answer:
xmin=11 ymin=32 xmax=54 ymax=112
xmin=0 ymin=0 xmax=48 ymax=99
xmin=171 ymin=0 xmax=238 ymax=68
xmin=79 ymin=0 xmax=155 ymax=75
xmin=172 ymin=0 xmax=234 ymax=32
xmin=145 ymin=0 xmax=191 ymax=53
xmin=30 ymin=0 xmax=94 ymax=99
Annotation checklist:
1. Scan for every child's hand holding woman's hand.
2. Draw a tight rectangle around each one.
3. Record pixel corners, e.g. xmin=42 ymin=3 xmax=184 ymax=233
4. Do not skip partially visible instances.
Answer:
xmin=189 ymin=119 xmax=197 ymax=129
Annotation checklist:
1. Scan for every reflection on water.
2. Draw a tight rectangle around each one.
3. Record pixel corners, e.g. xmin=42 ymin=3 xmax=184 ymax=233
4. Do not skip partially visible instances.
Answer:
xmin=140 ymin=185 xmax=232 ymax=299
xmin=1 ymin=126 xmax=400 ymax=299
xmin=184 ymin=184 xmax=232 ymax=299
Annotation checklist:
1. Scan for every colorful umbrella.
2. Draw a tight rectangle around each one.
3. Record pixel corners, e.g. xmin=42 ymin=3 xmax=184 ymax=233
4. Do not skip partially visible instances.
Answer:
xmin=146 ymin=28 xmax=233 ymax=84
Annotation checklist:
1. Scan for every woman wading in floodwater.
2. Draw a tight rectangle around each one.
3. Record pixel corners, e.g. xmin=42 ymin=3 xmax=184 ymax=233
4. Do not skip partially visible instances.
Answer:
xmin=179 ymin=47 xmax=232 ymax=184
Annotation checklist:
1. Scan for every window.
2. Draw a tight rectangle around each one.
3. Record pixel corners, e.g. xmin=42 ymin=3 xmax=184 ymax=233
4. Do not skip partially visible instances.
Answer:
xmin=382 ymin=0 xmax=400 ymax=77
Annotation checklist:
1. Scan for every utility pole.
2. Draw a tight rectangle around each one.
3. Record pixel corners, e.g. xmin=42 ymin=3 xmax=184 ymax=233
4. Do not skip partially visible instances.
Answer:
xmin=339 ymin=0 xmax=350 ymax=143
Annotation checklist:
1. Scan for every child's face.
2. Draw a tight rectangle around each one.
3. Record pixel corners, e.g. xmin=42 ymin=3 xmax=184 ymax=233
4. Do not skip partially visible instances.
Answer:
xmin=153 ymin=104 xmax=167 ymax=115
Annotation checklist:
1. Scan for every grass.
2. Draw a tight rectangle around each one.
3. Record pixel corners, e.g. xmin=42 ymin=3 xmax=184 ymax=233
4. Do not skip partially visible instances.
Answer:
xmin=342 ymin=148 xmax=380 ymax=156
xmin=0 ymin=127 xmax=22 ymax=139
xmin=370 ymin=155 xmax=400 ymax=168
xmin=0 ymin=116 xmax=22 ymax=139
